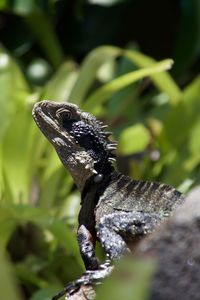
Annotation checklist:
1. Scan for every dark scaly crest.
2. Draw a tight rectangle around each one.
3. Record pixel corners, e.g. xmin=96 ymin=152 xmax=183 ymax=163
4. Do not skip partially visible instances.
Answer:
xmin=79 ymin=114 xmax=118 ymax=164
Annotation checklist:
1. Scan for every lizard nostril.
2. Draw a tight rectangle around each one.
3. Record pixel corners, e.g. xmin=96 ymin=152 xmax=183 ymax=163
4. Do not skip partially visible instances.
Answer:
xmin=40 ymin=100 xmax=49 ymax=107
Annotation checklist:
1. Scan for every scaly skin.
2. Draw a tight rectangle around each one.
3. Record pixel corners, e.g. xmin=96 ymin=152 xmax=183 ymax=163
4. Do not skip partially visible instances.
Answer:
xmin=32 ymin=100 xmax=185 ymax=298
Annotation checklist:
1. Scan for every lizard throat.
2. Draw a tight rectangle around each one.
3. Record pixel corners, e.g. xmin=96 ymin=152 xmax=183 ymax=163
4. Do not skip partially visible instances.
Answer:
xmin=81 ymin=163 xmax=115 ymax=203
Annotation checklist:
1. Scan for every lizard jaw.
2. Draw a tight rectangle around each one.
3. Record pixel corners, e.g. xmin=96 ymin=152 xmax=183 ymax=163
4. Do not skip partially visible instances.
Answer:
xmin=33 ymin=102 xmax=58 ymax=132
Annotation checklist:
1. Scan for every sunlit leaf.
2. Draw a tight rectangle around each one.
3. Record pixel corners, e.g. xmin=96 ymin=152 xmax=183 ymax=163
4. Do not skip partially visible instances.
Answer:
xmin=0 ymin=0 xmax=35 ymax=14
xmin=159 ymin=76 xmax=200 ymax=151
xmin=123 ymin=49 xmax=182 ymax=105
xmin=0 ymin=207 xmax=17 ymax=249
xmin=188 ymin=121 xmax=200 ymax=155
xmin=69 ymin=46 xmax=121 ymax=104
xmin=97 ymin=58 xmax=116 ymax=83
xmin=38 ymin=148 xmax=66 ymax=209
xmin=41 ymin=61 xmax=78 ymax=101
xmin=118 ymin=124 xmax=151 ymax=155
xmin=0 ymin=46 xmax=30 ymax=139
xmin=96 ymin=257 xmax=155 ymax=300
xmin=69 ymin=45 xmax=181 ymax=108
xmin=2 ymin=110 xmax=37 ymax=203
xmin=154 ymin=76 xmax=200 ymax=185
xmin=0 ymin=248 xmax=22 ymax=300
xmin=84 ymin=59 xmax=173 ymax=110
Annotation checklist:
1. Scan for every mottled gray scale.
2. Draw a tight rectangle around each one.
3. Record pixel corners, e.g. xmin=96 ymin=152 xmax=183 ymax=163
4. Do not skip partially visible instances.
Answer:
xmin=116 ymin=175 xmax=131 ymax=190
xmin=103 ymin=178 xmax=182 ymax=218
xmin=137 ymin=181 xmax=148 ymax=192
xmin=140 ymin=181 xmax=152 ymax=193
xmin=160 ymin=184 xmax=173 ymax=192
xmin=97 ymin=174 xmax=123 ymax=207
xmin=99 ymin=188 xmax=118 ymax=205
xmin=112 ymin=179 xmax=152 ymax=213
xmin=125 ymin=180 xmax=140 ymax=197
xmin=172 ymin=189 xmax=182 ymax=198
xmin=109 ymin=173 xmax=122 ymax=185
xmin=149 ymin=182 xmax=161 ymax=193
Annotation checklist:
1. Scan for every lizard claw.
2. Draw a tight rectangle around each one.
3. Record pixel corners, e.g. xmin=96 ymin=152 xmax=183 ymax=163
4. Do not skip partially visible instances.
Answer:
xmin=83 ymin=259 xmax=112 ymax=275
xmin=100 ymin=259 xmax=111 ymax=268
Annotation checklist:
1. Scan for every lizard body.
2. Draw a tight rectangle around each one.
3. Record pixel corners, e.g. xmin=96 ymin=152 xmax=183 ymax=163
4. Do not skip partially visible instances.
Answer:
xmin=32 ymin=100 xmax=184 ymax=296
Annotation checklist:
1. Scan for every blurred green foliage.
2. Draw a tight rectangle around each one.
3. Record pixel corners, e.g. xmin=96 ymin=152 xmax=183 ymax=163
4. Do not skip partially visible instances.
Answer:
xmin=0 ymin=0 xmax=200 ymax=299
xmin=96 ymin=257 xmax=156 ymax=300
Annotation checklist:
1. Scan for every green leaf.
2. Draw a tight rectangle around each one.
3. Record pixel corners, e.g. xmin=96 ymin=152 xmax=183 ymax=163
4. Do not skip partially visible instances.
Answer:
xmin=154 ymin=76 xmax=200 ymax=186
xmin=118 ymin=124 xmax=151 ymax=155
xmin=84 ymin=59 xmax=173 ymax=110
xmin=30 ymin=286 xmax=61 ymax=300
xmin=41 ymin=61 xmax=78 ymax=101
xmin=0 ymin=144 xmax=3 ymax=200
xmin=0 ymin=46 xmax=30 ymax=139
xmin=0 ymin=48 xmax=36 ymax=203
xmin=24 ymin=10 xmax=64 ymax=68
xmin=96 ymin=257 xmax=155 ymax=300
xmin=188 ymin=121 xmax=200 ymax=155
xmin=0 ymin=0 xmax=8 ymax=10
xmin=0 ymin=46 xmax=42 ymax=203
xmin=38 ymin=147 xmax=65 ymax=209
xmin=15 ymin=263 xmax=48 ymax=288
xmin=2 ymin=110 xmax=37 ymax=203
xmin=0 ymin=206 xmax=17 ymax=249
xmin=69 ymin=46 xmax=121 ymax=104
xmin=0 ymin=203 xmax=83 ymax=267
xmin=0 ymin=0 xmax=37 ymax=14
xmin=159 ymin=76 xmax=200 ymax=151
xmin=69 ymin=46 xmax=181 ymax=108
xmin=123 ymin=49 xmax=182 ymax=105
xmin=0 ymin=247 xmax=22 ymax=300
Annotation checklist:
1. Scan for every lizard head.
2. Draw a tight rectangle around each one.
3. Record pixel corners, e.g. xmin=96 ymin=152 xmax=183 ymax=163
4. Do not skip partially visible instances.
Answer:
xmin=32 ymin=100 xmax=116 ymax=191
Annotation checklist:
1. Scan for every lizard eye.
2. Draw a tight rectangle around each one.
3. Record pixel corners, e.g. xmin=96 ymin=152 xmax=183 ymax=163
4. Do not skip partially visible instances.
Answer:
xmin=56 ymin=109 xmax=72 ymax=121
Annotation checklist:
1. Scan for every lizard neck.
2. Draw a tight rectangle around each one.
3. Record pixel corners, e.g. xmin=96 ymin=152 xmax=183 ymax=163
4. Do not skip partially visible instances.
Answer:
xmin=78 ymin=164 xmax=116 ymax=232
xmin=56 ymin=147 xmax=115 ymax=192
xmin=81 ymin=165 xmax=117 ymax=205
xmin=55 ymin=149 xmax=90 ymax=192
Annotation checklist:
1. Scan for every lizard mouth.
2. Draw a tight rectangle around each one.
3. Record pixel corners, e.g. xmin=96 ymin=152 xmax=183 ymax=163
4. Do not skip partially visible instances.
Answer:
xmin=32 ymin=101 xmax=60 ymax=137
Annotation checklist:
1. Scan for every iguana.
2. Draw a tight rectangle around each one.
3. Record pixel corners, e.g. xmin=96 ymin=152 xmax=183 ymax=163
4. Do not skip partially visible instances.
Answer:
xmin=32 ymin=100 xmax=185 ymax=299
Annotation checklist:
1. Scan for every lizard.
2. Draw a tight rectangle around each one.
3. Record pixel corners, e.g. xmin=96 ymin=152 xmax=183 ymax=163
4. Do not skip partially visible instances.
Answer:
xmin=32 ymin=100 xmax=185 ymax=299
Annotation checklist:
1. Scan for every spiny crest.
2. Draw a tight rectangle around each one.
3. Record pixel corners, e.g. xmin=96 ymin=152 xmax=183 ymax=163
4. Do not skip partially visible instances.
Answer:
xmin=80 ymin=113 xmax=118 ymax=163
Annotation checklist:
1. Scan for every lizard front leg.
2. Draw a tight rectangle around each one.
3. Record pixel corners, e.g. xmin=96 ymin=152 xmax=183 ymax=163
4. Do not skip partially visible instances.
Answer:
xmin=96 ymin=212 xmax=160 ymax=260
xmin=77 ymin=224 xmax=99 ymax=270
xmin=77 ymin=225 xmax=114 ymax=293
xmin=52 ymin=226 xmax=110 ymax=300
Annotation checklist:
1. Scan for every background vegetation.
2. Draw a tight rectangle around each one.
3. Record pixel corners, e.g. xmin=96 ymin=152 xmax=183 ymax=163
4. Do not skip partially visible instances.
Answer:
xmin=0 ymin=0 xmax=200 ymax=299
